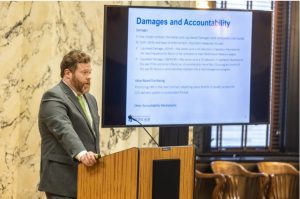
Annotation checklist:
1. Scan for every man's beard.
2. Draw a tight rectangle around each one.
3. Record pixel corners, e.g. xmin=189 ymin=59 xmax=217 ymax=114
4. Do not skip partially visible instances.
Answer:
xmin=71 ymin=75 xmax=90 ymax=94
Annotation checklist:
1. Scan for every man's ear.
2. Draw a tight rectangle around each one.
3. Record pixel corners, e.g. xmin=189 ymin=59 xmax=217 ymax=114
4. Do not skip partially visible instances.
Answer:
xmin=64 ymin=68 xmax=72 ymax=79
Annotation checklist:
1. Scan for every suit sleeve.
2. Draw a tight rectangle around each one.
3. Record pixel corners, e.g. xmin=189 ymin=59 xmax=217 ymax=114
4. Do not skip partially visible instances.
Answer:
xmin=39 ymin=92 xmax=86 ymax=158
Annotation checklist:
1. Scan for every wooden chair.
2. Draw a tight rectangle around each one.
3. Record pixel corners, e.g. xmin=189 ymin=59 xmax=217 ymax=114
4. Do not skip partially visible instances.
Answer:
xmin=195 ymin=169 xmax=226 ymax=199
xmin=211 ymin=161 xmax=268 ymax=199
xmin=257 ymin=162 xmax=300 ymax=199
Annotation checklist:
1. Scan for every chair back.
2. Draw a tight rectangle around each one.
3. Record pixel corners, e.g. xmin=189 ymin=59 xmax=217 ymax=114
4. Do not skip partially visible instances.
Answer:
xmin=211 ymin=161 xmax=267 ymax=199
xmin=257 ymin=162 xmax=299 ymax=199
xmin=195 ymin=170 xmax=225 ymax=199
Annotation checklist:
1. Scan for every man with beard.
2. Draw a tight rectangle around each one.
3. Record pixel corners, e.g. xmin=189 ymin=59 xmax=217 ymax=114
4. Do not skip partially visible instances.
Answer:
xmin=38 ymin=50 xmax=100 ymax=198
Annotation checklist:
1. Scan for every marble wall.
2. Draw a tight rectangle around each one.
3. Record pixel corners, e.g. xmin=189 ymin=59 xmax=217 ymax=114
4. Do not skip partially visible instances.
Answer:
xmin=0 ymin=1 xmax=194 ymax=198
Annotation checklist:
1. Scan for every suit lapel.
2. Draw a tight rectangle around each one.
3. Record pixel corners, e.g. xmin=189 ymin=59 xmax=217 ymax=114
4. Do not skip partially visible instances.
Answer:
xmin=59 ymin=81 xmax=96 ymax=139
xmin=59 ymin=81 xmax=84 ymax=114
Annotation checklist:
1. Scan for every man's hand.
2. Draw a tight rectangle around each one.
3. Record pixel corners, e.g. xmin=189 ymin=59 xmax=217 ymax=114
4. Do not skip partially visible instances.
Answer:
xmin=79 ymin=151 xmax=97 ymax=166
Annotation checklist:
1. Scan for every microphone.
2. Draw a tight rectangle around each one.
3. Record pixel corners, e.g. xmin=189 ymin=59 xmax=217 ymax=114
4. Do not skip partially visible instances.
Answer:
xmin=128 ymin=115 xmax=159 ymax=147
xmin=128 ymin=115 xmax=133 ymax=122
xmin=94 ymin=154 xmax=101 ymax=160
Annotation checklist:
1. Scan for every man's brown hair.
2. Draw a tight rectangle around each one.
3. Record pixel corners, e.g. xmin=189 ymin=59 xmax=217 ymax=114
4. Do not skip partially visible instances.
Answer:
xmin=60 ymin=50 xmax=91 ymax=78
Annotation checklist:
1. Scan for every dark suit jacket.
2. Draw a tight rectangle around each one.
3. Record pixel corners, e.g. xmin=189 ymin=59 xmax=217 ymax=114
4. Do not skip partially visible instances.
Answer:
xmin=38 ymin=81 xmax=100 ymax=197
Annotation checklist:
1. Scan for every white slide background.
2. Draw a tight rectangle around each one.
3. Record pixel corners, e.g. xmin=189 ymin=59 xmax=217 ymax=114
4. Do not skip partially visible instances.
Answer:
xmin=126 ymin=8 xmax=252 ymax=125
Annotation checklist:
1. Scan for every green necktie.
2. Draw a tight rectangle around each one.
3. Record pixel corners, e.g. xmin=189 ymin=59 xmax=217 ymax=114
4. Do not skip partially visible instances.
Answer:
xmin=77 ymin=95 xmax=91 ymax=125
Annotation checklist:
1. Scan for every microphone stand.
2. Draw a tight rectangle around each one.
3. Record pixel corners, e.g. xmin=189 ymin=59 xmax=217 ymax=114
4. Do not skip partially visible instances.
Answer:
xmin=129 ymin=116 xmax=159 ymax=147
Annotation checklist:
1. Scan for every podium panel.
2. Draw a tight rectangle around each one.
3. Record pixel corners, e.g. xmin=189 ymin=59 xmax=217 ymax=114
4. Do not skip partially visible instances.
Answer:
xmin=77 ymin=146 xmax=194 ymax=199
xmin=77 ymin=148 xmax=138 ymax=199
xmin=152 ymin=159 xmax=180 ymax=199
xmin=139 ymin=146 xmax=195 ymax=199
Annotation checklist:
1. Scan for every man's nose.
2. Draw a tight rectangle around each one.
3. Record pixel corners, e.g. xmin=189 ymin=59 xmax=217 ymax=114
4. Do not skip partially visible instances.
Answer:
xmin=87 ymin=72 xmax=92 ymax=79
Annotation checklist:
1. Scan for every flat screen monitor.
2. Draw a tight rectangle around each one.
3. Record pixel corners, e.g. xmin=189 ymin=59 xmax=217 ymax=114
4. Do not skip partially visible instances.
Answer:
xmin=102 ymin=5 xmax=272 ymax=127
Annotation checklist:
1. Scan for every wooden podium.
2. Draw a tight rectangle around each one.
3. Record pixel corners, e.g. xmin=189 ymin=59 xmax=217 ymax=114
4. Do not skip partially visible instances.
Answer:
xmin=77 ymin=145 xmax=195 ymax=199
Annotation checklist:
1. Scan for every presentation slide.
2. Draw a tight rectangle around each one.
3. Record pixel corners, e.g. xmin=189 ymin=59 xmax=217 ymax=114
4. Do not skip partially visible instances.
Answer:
xmin=126 ymin=8 xmax=252 ymax=125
